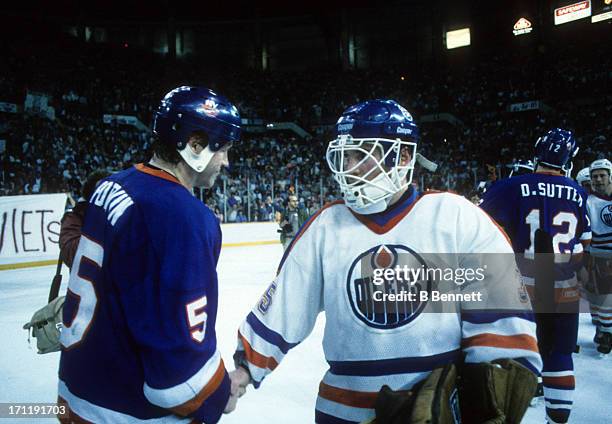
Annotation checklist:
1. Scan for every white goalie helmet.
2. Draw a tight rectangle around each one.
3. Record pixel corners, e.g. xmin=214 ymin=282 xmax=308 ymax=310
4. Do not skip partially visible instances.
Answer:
xmin=326 ymin=99 xmax=419 ymax=215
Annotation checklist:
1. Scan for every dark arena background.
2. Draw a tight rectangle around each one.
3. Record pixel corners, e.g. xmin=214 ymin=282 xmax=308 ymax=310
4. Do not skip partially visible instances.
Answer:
xmin=1 ymin=0 xmax=610 ymax=215
xmin=0 ymin=1 xmax=611 ymax=423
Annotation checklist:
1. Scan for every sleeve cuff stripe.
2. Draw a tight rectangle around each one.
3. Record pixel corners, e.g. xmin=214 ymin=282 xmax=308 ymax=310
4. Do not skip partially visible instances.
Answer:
xmin=169 ymin=361 xmax=227 ymax=417
xmin=462 ymin=333 xmax=539 ymax=352
xmin=239 ymin=332 xmax=279 ymax=371
xmin=144 ymin=350 xmax=222 ymax=409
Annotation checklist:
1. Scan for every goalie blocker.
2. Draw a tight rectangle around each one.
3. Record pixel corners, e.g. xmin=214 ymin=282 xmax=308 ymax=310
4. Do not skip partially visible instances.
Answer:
xmin=362 ymin=359 xmax=537 ymax=424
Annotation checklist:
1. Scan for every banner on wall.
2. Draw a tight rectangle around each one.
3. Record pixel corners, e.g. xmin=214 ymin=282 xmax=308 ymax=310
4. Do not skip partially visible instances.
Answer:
xmin=0 ymin=193 xmax=67 ymax=266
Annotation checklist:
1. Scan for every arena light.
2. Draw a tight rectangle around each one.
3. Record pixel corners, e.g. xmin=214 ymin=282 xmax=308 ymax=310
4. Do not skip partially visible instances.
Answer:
xmin=554 ymin=0 xmax=592 ymax=25
xmin=445 ymin=28 xmax=471 ymax=50
xmin=513 ymin=17 xmax=533 ymax=36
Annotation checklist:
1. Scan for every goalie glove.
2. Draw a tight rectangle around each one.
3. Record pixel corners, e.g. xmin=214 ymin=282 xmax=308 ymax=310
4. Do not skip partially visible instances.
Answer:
xmin=363 ymin=359 xmax=536 ymax=424
xmin=459 ymin=359 xmax=537 ymax=424
xmin=364 ymin=363 xmax=460 ymax=424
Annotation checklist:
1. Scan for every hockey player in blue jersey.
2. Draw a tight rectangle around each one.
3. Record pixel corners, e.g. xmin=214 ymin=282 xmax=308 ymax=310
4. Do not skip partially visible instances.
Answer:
xmin=480 ymin=128 xmax=591 ymax=424
xmin=231 ymin=100 xmax=541 ymax=423
xmin=58 ymin=86 xmax=245 ymax=423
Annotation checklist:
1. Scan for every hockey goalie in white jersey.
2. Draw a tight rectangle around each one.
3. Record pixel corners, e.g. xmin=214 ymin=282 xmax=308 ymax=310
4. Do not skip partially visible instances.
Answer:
xmin=232 ymin=100 xmax=542 ymax=423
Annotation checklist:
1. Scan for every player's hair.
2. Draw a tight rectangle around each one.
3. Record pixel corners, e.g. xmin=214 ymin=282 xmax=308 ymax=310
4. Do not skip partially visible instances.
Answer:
xmin=151 ymin=130 xmax=210 ymax=166
xmin=82 ymin=169 xmax=111 ymax=201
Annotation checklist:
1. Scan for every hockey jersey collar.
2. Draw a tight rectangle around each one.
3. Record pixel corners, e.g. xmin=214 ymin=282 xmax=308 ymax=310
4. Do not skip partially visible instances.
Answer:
xmin=591 ymin=192 xmax=612 ymax=201
xmin=349 ymin=186 xmax=420 ymax=234
xmin=135 ymin=163 xmax=182 ymax=185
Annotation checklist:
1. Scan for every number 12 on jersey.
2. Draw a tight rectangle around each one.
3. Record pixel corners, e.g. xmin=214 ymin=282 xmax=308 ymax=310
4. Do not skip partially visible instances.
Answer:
xmin=524 ymin=209 xmax=577 ymax=262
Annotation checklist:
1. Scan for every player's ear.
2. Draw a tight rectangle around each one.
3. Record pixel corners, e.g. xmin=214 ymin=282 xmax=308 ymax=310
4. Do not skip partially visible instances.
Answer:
xmin=187 ymin=131 xmax=209 ymax=154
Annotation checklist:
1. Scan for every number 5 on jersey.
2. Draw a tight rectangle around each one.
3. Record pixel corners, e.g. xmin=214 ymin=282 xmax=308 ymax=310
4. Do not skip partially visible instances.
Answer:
xmin=186 ymin=296 xmax=207 ymax=343
xmin=61 ymin=236 xmax=104 ymax=349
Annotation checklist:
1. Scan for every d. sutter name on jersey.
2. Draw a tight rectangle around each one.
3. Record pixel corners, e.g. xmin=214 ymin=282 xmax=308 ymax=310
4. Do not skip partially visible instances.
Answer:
xmin=520 ymin=182 xmax=583 ymax=206
xmin=89 ymin=180 xmax=134 ymax=226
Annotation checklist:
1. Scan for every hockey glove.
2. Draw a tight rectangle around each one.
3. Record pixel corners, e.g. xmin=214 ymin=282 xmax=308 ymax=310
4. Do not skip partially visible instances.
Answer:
xmin=459 ymin=359 xmax=537 ymax=424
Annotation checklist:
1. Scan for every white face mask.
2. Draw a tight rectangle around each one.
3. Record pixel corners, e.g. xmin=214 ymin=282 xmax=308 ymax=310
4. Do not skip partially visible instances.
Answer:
xmin=326 ymin=136 xmax=416 ymax=215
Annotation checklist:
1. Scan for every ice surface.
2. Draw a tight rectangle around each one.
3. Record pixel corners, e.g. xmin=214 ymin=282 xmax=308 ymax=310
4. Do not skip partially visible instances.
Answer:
xmin=1 ymin=241 xmax=610 ymax=423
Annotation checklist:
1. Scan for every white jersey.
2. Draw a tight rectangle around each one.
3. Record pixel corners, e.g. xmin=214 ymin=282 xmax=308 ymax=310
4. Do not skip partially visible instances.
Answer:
xmin=237 ymin=192 xmax=542 ymax=424
xmin=586 ymin=192 xmax=612 ymax=331
xmin=587 ymin=193 xmax=612 ymax=258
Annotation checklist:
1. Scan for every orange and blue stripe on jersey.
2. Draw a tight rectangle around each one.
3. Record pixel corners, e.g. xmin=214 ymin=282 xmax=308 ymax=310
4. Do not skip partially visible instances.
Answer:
xmin=238 ymin=313 xmax=301 ymax=387
xmin=326 ymin=350 xmax=461 ymax=377
xmin=313 ymin=350 xmax=462 ymax=424
xmin=142 ymin=350 xmax=230 ymax=420
xmin=245 ymin=312 xmax=299 ymax=354
xmin=461 ymin=310 xmax=541 ymax=374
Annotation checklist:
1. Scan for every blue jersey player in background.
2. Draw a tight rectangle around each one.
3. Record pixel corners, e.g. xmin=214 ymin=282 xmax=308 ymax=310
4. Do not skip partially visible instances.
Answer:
xmin=481 ymin=128 xmax=591 ymax=424
xmin=58 ymin=87 xmax=245 ymax=423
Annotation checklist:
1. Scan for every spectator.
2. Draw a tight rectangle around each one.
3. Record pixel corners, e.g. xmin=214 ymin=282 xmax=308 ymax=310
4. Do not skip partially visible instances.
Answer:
xmin=58 ymin=169 xmax=110 ymax=268
xmin=278 ymin=195 xmax=309 ymax=250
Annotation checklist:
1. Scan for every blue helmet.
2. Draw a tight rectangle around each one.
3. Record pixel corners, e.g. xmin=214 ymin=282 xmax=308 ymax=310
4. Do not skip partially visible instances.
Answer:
xmin=534 ymin=128 xmax=578 ymax=175
xmin=326 ymin=99 xmax=419 ymax=214
xmin=153 ymin=86 xmax=241 ymax=171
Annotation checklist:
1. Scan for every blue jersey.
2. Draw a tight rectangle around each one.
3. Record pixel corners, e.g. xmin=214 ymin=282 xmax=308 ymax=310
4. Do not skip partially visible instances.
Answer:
xmin=58 ymin=164 xmax=230 ymax=423
xmin=480 ymin=173 xmax=591 ymax=302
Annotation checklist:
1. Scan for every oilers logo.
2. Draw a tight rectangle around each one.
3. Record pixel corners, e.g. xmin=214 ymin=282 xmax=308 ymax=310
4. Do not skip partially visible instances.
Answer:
xmin=601 ymin=205 xmax=612 ymax=227
xmin=347 ymin=244 xmax=431 ymax=329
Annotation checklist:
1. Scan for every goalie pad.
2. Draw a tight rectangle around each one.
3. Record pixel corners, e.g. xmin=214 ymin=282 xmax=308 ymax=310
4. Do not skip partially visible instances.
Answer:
xmin=23 ymin=295 xmax=65 ymax=354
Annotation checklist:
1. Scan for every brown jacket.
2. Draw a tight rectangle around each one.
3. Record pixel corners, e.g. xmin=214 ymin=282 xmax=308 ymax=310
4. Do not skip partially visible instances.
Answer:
xmin=59 ymin=201 xmax=88 ymax=268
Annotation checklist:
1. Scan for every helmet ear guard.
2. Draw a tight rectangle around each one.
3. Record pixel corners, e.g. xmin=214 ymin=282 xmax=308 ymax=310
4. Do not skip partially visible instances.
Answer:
xmin=178 ymin=144 xmax=216 ymax=173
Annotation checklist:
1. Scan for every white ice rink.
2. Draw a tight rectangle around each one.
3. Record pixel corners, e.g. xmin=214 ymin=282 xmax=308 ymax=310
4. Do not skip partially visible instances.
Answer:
xmin=1 ymin=241 xmax=611 ymax=423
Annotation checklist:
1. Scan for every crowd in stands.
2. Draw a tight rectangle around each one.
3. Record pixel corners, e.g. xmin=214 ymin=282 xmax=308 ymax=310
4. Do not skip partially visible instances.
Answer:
xmin=1 ymin=28 xmax=610 ymax=222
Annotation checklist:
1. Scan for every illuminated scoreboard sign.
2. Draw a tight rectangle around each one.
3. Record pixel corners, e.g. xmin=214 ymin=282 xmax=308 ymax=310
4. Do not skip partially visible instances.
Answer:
xmin=513 ymin=17 xmax=533 ymax=35
xmin=592 ymin=0 xmax=612 ymax=22
xmin=554 ymin=0 xmax=592 ymax=25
